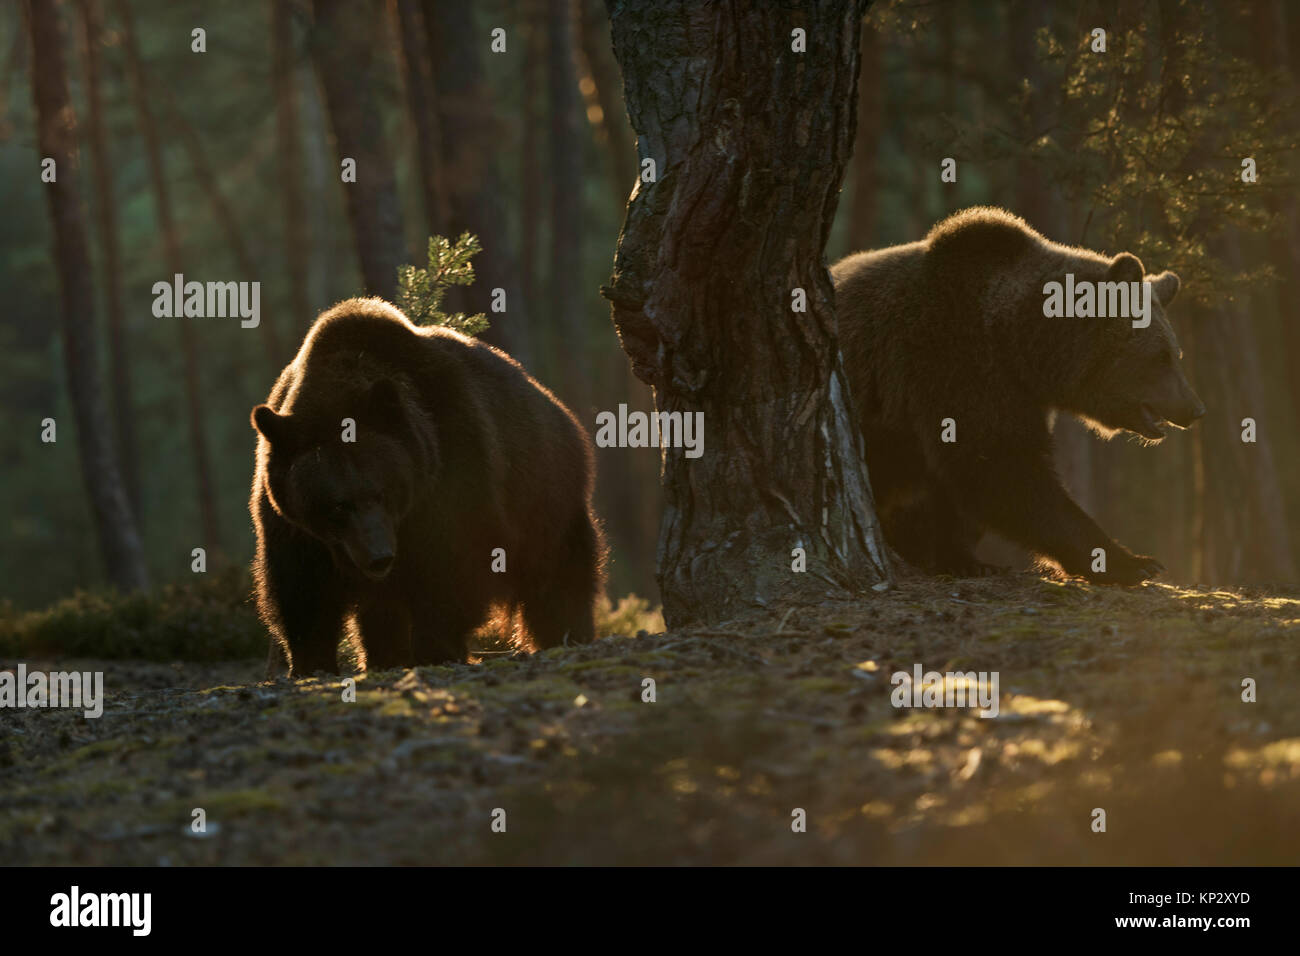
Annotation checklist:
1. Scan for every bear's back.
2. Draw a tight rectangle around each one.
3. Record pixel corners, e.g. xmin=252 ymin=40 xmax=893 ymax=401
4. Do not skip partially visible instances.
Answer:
xmin=830 ymin=208 xmax=1077 ymax=426
xmin=270 ymin=298 xmax=590 ymax=501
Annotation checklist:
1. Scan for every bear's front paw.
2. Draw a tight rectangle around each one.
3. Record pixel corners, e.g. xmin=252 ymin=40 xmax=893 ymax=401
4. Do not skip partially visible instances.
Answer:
xmin=1090 ymin=549 xmax=1164 ymax=586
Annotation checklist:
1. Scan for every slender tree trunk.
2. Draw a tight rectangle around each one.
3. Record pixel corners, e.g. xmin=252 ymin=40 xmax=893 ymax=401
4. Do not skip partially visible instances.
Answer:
xmin=393 ymin=0 xmax=446 ymax=238
xmin=604 ymin=0 xmax=890 ymax=625
xmin=846 ymin=17 xmax=880 ymax=253
xmin=163 ymin=92 xmax=285 ymax=370
xmin=271 ymin=0 xmax=312 ymax=340
xmin=547 ymin=0 xmax=587 ymax=410
xmin=116 ymin=0 xmax=222 ymax=553
xmin=26 ymin=0 xmax=149 ymax=592
xmin=310 ymin=0 xmax=405 ymax=301
xmin=1162 ymin=0 xmax=1296 ymax=583
xmin=77 ymin=0 xmax=140 ymax=518
xmin=576 ymin=0 xmax=635 ymax=210
xmin=1192 ymin=236 xmax=1297 ymax=583
xmin=520 ymin=0 xmax=543 ymax=326
xmin=424 ymin=0 xmax=534 ymax=367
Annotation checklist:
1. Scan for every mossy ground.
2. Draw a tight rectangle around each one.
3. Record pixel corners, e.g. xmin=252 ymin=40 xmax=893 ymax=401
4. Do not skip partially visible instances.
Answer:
xmin=3 ymin=573 xmax=1298 ymax=864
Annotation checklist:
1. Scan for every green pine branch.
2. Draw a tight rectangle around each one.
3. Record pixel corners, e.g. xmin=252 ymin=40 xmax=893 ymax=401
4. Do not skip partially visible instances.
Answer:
xmin=396 ymin=233 xmax=490 ymax=336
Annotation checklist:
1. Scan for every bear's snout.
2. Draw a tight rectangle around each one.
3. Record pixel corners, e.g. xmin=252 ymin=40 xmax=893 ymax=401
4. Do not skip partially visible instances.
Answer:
xmin=1161 ymin=380 xmax=1206 ymax=429
xmin=1166 ymin=399 xmax=1206 ymax=428
xmin=344 ymin=506 xmax=398 ymax=580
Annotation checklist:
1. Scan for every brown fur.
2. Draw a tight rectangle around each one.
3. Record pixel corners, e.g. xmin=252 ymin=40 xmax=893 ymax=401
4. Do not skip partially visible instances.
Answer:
xmin=250 ymin=298 xmax=604 ymax=676
xmin=832 ymin=207 xmax=1203 ymax=584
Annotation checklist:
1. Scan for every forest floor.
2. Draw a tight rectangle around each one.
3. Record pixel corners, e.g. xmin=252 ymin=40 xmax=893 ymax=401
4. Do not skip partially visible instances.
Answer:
xmin=4 ymin=572 xmax=1299 ymax=865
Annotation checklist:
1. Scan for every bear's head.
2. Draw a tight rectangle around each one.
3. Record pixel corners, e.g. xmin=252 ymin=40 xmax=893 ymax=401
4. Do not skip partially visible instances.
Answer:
xmin=1066 ymin=253 xmax=1205 ymax=442
xmin=252 ymin=378 xmax=436 ymax=580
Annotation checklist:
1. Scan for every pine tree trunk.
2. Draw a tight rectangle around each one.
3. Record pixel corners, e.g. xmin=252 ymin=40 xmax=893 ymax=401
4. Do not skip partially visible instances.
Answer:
xmin=519 ymin=1 xmax=543 ymax=322
xmin=116 ymin=0 xmax=222 ymax=553
xmin=547 ymin=0 xmax=587 ymax=411
xmin=576 ymin=0 xmax=636 ymax=209
xmin=393 ymin=0 xmax=446 ymax=238
xmin=26 ymin=0 xmax=149 ymax=592
xmin=164 ymin=94 xmax=285 ymax=371
xmin=77 ymin=0 xmax=140 ymax=518
xmin=603 ymin=0 xmax=890 ymax=625
xmin=846 ymin=18 xmax=880 ymax=253
xmin=424 ymin=0 xmax=534 ymax=367
xmin=310 ymin=0 xmax=405 ymax=302
xmin=1193 ymin=236 xmax=1298 ymax=582
xmin=270 ymin=0 xmax=312 ymax=340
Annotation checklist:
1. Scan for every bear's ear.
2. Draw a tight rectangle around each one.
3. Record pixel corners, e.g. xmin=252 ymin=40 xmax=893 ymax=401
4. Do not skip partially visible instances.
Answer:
xmin=252 ymin=404 xmax=295 ymax=447
xmin=1108 ymin=252 xmax=1145 ymax=284
xmin=1150 ymin=270 xmax=1180 ymax=306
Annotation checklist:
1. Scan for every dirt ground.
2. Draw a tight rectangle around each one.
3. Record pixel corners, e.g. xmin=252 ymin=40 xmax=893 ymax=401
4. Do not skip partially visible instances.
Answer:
xmin=3 ymin=572 xmax=1298 ymax=865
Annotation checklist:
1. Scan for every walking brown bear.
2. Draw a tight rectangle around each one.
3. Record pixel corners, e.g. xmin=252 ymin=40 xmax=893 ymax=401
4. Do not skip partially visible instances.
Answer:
xmin=250 ymin=298 xmax=603 ymax=676
xmin=832 ymin=207 xmax=1204 ymax=585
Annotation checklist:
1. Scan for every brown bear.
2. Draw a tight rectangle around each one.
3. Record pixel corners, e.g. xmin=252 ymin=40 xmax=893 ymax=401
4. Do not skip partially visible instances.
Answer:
xmin=250 ymin=298 xmax=604 ymax=676
xmin=831 ymin=207 xmax=1204 ymax=585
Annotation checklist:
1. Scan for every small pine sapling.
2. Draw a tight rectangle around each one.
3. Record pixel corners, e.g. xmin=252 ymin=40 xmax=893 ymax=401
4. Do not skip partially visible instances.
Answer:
xmin=396 ymin=233 xmax=490 ymax=336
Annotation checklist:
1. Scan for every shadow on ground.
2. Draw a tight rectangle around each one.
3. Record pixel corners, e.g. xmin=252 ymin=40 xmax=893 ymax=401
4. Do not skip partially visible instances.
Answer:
xmin=3 ymin=573 xmax=1298 ymax=864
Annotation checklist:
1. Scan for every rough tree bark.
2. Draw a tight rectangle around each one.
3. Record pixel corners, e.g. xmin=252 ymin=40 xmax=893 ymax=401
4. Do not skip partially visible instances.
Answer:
xmin=116 ymin=0 xmax=222 ymax=552
xmin=424 ymin=0 xmax=534 ymax=367
xmin=603 ymin=0 xmax=891 ymax=625
xmin=26 ymin=0 xmax=149 ymax=592
xmin=310 ymin=0 xmax=405 ymax=301
xmin=271 ymin=0 xmax=312 ymax=338
xmin=77 ymin=0 xmax=139 ymax=518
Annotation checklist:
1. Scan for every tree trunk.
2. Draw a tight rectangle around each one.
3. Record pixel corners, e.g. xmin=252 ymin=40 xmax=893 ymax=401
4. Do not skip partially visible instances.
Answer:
xmin=26 ymin=0 xmax=149 ymax=592
xmin=603 ymin=0 xmax=890 ymax=625
xmin=1190 ymin=236 xmax=1298 ymax=583
xmin=1161 ymin=0 xmax=1296 ymax=583
xmin=163 ymin=92 xmax=285 ymax=371
xmin=547 ymin=0 xmax=587 ymax=410
xmin=77 ymin=0 xmax=140 ymax=518
xmin=116 ymin=0 xmax=222 ymax=553
xmin=271 ymin=0 xmax=312 ymax=340
xmin=310 ymin=0 xmax=405 ymax=302
xmin=576 ymin=0 xmax=636 ymax=210
xmin=846 ymin=18 xmax=880 ymax=253
xmin=520 ymin=1 xmax=543 ymax=323
xmin=424 ymin=0 xmax=534 ymax=367
xmin=393 ymin=0 xmax=446 ymax=238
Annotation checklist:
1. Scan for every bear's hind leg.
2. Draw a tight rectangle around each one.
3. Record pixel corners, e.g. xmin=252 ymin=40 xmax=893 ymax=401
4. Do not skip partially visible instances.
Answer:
xmin=928 ymin=490 xmax=1002 ymax=577
xmin=881 ymin=486 xmax=992 ymax=575
xmin=521 ymin=511 xmax=600 ymax=650
xmin=408 ymin=581 xmax=484 ymax=666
